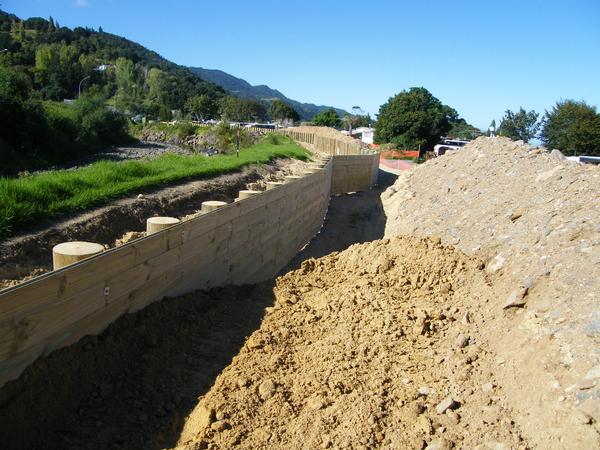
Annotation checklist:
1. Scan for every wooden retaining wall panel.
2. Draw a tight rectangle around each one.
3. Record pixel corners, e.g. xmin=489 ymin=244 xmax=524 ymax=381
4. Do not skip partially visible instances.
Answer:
xmin=0 ymin=152 xmax=365 ymax=388
xmin=330 ymin=154 xmax=378 ymax=195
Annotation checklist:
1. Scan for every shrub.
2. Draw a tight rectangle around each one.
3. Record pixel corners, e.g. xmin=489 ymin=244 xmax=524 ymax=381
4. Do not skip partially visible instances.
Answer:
xmin=261 ymin=133 xmax=290 ymax=146
xmin=175 ymin=122 xmax=196 ymax=139
xmin=215 ymin=122 xmax=252 ymax=153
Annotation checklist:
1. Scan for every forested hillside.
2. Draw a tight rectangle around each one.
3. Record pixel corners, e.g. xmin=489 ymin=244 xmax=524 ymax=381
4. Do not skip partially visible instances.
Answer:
xmin=0 ymin=10 xmax=226 ymax=173
xmin=0 ymin=11 xmax=224 ymax=110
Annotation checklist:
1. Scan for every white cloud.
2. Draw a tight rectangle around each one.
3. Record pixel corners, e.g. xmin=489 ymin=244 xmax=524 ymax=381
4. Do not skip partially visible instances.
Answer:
xmin=74 ymin=0 xmax=91 ymax=7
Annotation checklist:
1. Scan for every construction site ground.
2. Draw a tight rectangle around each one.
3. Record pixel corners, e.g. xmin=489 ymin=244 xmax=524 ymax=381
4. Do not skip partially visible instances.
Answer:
xmin=0 ymin=137 xmax=598 ymax=450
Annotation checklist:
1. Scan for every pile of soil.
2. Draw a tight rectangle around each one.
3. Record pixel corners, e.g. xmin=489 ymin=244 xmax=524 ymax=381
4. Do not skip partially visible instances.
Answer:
xmin=382 ymin=136 xmax=600 ymax=447
xmin=175 ymin=236 xmax=527 ymax=449
xmin=287 ymin=126 xmax=358 ymax=144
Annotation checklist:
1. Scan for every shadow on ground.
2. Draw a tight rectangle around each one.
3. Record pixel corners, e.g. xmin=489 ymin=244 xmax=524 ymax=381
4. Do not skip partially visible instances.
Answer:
xmin=0 ymin=282 xmax=276 ymax=450
xmin=285 ymin=168 xmax=397 ymax=271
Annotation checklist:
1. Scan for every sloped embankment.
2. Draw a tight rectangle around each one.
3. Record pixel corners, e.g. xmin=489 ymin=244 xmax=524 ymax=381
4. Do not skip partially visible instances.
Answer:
xmin=382 ymin=136 xmax=600 ymax=448
xmin=176 ymin=237 xmax=528 ymax=449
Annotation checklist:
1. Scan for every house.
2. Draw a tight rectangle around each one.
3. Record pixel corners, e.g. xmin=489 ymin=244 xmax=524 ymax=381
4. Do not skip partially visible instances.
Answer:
xmin=351 ymin=127 xmax=375 ymax=144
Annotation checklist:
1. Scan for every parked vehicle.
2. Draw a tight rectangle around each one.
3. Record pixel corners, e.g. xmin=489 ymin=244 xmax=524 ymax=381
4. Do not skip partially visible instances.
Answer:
xmin=434 ymin=138 xmax=469 ymax=156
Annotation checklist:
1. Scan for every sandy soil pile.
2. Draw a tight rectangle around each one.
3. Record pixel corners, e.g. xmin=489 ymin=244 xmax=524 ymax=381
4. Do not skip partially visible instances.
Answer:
xmin=176 ymin=236 xmax=528 ymax=449
xmin=382 ymin=136 xmax=600 ymax=447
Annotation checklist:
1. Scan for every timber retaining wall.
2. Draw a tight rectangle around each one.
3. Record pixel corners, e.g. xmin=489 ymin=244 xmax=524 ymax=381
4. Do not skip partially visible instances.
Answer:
xmin=0 ymin=128 xmax=379 ymax=387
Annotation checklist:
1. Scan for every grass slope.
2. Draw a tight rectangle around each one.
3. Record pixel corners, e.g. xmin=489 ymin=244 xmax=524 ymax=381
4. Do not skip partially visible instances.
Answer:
xmin=0 ymin=139 xmax=307 ymax=238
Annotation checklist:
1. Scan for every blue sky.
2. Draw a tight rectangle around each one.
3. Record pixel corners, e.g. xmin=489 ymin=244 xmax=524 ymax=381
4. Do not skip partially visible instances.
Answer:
xmin=4 ymin=0 xmax=600 ymax=129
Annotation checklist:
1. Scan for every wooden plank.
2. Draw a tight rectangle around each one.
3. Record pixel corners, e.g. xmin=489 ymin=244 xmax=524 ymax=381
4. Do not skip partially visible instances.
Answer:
xmin=0 ymin=279 xmax=106 ymax=361
xmin=0 ymin=134 xmax=358 ymax=387
xmin=47 ymin=293 xmax=129 ymax=353
xmin=0 ymin=339 xmax=47 ymax=387
xmin=0 ymin=274 xmax=61 ymax=324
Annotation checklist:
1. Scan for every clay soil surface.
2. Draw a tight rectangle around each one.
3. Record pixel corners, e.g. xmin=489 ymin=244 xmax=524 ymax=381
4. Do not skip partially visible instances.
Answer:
xmin=176 ymin=236 xmax=528 ymax=450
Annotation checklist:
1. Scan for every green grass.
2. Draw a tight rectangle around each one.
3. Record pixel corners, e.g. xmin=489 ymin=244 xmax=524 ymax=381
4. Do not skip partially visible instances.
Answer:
xmin=0 ymin=138 xmax=308 ymax=238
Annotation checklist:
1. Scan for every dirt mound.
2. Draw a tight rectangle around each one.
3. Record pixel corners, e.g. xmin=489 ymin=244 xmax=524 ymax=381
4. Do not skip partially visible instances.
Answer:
xmin=287 ymin=126 xmax=355 ymax=142
xmin=382 ymin=136 xmax=600 ymax=447
xmin=175 ymin=236 xmax=528 ymax=449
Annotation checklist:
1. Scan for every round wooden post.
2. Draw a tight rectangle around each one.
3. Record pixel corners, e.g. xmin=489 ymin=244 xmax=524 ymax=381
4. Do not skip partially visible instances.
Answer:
xmin=284 ymin=175 xmax=301 ymax=184
xmin=52 ymin=241 xmax=104 ymax=270
xmin=146 ymin=217 xmax=180 ymax=235
xmin=201 ymin=200 xmax=227 ymax=213
xmin=266 ymin=181 xmax=284 ymax=190
xmin=235 ymin=190 xmax=261 ymax=201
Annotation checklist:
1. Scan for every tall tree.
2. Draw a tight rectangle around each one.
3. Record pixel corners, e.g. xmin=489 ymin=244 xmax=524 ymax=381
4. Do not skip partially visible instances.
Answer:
xmin=47 ymin=16 xmax=55 ymax=33
xmin=540 ymin=100 xmax=600 ymax=156
xmin=270 ymin=99 xmax=299 ymax=123
xmin=312 ymin=108 xmax=341 ymax=127
xmin=448 ymin=118 xmax=481 ymax=140
xmin=185 ymin=94 xmax=217 ymax=121
xmin=114 ymin=57 xmax=137 ymax=110
xmin=219 ymin=96 xmax=266 ymax=122
xmin=497 ymin=107 xmax=539 ymax=142
xmin=375 ymin=87 xmax=453 ymax=149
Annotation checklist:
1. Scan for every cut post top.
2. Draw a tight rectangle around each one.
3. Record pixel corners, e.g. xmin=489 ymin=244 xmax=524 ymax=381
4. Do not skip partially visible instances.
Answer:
xmin=52 ymin=241 xmax=105 ymax=270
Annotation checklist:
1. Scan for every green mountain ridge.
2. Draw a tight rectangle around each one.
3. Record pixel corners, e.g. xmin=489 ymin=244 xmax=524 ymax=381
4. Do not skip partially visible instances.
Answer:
xmin=189 ymin=67 xmax=347 ymax=121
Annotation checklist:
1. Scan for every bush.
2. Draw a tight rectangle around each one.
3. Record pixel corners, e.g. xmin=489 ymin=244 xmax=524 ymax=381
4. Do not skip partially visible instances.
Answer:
xmin=72 ymin=94 xmax=130 ymax=149
xmin=540 ymin=100 xmax=600 ymax=156
xmin=175 ymin=122 xmax=196 ymax=139
xmin=215 ymin=122 xmax=252 ymax=153
xmin=261 ymin=133 xmax=290 ymax=146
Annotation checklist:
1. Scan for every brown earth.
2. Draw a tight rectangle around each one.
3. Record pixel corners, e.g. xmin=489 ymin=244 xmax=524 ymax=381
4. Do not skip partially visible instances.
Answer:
xmin=1 ymin=137 xmax=598 ymax=450
xmin=0 ymin=168 xmax=394 ymax=450
xmin=176 ymin=236 xmax=528 ymax=450
xmin=382 ymin=136 xmax=600 ymax=448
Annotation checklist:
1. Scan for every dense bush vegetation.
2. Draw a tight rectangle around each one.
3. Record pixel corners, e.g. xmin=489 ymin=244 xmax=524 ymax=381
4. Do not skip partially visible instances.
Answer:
xmin=540 ymin=100 xmax=600 ymax=156
xmin=375 ymin=87 xmax=456 ymax=150
xmin=0 ymin=64 xmax=131 ymax=173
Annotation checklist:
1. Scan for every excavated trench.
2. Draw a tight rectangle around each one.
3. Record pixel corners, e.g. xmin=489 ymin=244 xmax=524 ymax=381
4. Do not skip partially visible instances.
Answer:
xmin=0 ymin=170 xmax=396 ymax=450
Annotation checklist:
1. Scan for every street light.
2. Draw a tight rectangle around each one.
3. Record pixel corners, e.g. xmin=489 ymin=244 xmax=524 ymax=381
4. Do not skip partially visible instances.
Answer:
xmin=77 ymin=65 xmax=109 ymax=98
xmin=78 ymin=75 xmax=91 ymax=98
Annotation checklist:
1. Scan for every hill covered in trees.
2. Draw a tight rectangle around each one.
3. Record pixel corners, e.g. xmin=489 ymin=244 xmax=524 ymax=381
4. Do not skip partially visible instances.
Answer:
xmin=0 ymin=9 xmax=227 ymax=172
xmin=189 ymin=67 xmax=347 ymax=121
xmin=0 ymin=10 xmax=225 ymax=113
